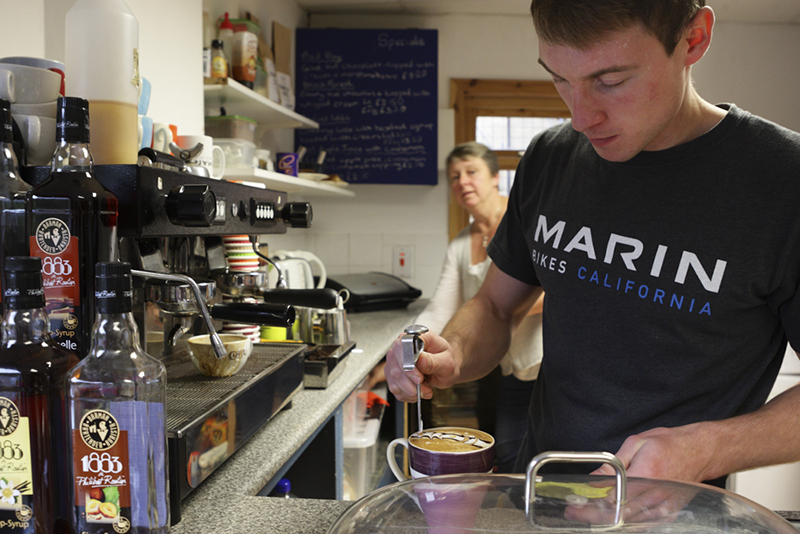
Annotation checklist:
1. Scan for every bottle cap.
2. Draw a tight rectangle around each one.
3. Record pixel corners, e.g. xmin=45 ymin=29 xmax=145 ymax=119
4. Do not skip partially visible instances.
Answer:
xmin=95 ymin=262 xmax=133 ymax=314
xmin=0 ymin=99 xmax=12 ymax=144
xmin=212 ymin=39 xmax=223 ymax=50
xmin=3 ymin=257 xmax=45 ymax=311
xmin=277 ymin=478 xmax=291 ymax=494
xmin=220 ymin=12 xmax=234 ymax=30
xmin=56 ymin=96 xmax=90 ymax=144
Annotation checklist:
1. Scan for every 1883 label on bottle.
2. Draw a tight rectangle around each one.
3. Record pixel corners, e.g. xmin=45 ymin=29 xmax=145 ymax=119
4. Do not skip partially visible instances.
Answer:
xmin=73 ymin=410 xmax=131 ymax=534
xmin=34 ymin=218 xmax=70 ymax=255
xmin=0 ymin=397 xmax=34 ymax=532
xmin=29 ymin=217 xmax=81 ymax=354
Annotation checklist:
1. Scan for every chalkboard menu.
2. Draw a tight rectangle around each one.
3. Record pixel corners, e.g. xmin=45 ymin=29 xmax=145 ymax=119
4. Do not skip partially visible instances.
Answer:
xmin=295 ymin=28 xmax=438 ymax=185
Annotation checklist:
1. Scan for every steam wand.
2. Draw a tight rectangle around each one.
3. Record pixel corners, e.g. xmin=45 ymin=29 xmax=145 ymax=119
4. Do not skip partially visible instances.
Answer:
xmin=249 ymin=235 xmax=288 ymax=289
xmin=131 ymin=269 xmax=227 ymax=360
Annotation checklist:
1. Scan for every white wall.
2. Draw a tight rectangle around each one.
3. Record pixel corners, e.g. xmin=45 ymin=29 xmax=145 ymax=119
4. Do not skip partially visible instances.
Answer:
xmin=0 ymin=0 xmax=46 ymax=58
xmin=693 ymin=21 xmax=800 ymax=130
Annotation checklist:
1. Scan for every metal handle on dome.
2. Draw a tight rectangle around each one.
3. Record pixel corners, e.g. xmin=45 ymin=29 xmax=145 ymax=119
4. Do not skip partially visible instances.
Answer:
xmin=525 ymin=451 xmax=627 ymax=527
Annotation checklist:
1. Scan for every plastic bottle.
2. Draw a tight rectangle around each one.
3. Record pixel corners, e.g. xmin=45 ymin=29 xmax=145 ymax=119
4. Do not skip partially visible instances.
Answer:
xmin=66 ymin=262 xmax=169 ymax=533
xmin=218 ymin=12 xmax=235 ymax=78
xmin=232 ymin=28 xmax=258 ymax=89
xmin=211 ymin=40 xmax=228 ymax=80
xmin=64 ymin=0 xmax=140 ymax=165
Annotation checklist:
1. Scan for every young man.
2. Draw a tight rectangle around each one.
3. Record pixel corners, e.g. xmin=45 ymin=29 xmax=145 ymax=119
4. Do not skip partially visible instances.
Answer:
xmin=385 ymin=0 xmax=800 ymax=487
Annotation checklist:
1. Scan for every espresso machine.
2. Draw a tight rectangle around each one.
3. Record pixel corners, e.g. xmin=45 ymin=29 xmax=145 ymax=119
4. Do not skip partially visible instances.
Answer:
xmin=23 ymin=162 xmax=337 ymax=524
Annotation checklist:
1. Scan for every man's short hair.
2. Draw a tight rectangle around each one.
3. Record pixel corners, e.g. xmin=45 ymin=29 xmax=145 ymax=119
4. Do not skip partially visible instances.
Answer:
xmin=530 ymin=0 xmax=706 ymax=55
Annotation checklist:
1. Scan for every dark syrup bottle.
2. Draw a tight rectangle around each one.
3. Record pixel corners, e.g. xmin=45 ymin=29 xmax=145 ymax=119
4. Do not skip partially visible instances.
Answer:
xmin=0 ymin=98 xmax=31 ymax=310
xmin=0 ymin=256 xmax=80 ymax=534
xmin=26 ymin=97 xmax=118 ymax=357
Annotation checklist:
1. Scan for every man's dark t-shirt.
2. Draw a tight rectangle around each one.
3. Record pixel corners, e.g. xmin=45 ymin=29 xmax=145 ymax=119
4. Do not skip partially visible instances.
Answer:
xmin=488 ymin=105 xmax=800 ymax=475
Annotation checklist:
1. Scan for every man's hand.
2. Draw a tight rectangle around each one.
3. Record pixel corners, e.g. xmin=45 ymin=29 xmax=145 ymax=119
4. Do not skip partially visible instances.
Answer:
xmin=384 ymin=330 xmax=460 ymax=403
xmin=592 ymin=424 xmax=714 ymax=483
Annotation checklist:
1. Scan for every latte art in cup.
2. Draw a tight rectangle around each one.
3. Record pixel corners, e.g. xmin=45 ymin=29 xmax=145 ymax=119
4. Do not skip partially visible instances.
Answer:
xmin=387 ymin=426 xmax=495 ymax=481
xmin=409 ymin=428 xmax=493 ymax=453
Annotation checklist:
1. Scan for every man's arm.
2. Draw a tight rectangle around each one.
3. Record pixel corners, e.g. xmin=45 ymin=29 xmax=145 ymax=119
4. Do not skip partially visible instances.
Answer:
xmin=385 ymin=264 xmax=541 ymax=402
xmin=596 ymin=352 xmax=800 ymax=482
xmin=437 ymin=264 xmax=542 ymax=385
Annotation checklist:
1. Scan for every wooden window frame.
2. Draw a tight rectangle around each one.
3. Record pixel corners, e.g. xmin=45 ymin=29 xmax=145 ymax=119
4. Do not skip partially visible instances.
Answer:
xmin=449 ymin=79 xmax=571 ymax=240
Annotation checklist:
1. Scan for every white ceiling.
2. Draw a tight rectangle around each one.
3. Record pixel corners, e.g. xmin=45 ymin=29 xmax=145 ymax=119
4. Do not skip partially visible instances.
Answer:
xmin=297 ymin=0 xmax=800 ymax=24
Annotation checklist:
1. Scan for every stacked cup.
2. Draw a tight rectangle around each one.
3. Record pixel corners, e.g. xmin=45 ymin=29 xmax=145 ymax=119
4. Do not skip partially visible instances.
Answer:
xmin=222 ymin=235 xmax=262 ymax=343
xmin=0 ymin=57 xmax=64 ymax=166
xmin=223 ymin=235 xmax=260 ymax=272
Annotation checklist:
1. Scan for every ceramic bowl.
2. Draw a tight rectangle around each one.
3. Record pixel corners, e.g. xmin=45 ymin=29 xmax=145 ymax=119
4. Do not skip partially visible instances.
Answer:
xmin=187 ymin=333 xmax=253 ymax=377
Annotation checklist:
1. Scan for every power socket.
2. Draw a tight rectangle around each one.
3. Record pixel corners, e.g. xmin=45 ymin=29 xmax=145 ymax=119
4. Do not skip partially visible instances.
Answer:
xmin=392 ymin=245 xmax=414 ymax=279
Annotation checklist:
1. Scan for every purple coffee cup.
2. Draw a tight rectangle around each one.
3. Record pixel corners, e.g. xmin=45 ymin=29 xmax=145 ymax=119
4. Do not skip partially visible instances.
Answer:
xmin=387 ymin=426 xmax=495 ymax=481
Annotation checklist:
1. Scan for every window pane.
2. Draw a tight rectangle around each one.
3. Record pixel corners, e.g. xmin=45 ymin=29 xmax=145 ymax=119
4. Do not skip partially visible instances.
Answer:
xmin=476 ymin=116 xmax=568 ymax=151
xmin=499 ymin=169 xmax=515 ymax=197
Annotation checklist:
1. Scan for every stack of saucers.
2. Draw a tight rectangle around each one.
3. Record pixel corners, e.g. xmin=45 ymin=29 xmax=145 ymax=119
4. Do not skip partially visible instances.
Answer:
xmin=222 ymin=235 xmax=260 ymax=272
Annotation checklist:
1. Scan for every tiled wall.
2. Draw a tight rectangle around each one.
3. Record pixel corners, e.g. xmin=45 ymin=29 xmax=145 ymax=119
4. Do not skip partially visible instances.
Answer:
xmin=262 ymin=213 xmax=449 ymax=297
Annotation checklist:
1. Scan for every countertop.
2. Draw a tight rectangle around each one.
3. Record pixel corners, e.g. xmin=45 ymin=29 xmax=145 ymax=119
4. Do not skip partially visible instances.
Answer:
xmin=171 ymin=300 xmax=425 ymax=534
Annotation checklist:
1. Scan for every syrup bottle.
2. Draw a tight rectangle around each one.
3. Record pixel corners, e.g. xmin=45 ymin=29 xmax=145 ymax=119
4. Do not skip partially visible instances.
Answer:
xmin=0 ymin=99 xmax=30 ymax=310
xmin=0 ymin=256 xmax=80 ymax=534
xmin=67 ymin=262 xmax=169 ymax=534
xmin=27 ymin=97 xmax=118 ymax=356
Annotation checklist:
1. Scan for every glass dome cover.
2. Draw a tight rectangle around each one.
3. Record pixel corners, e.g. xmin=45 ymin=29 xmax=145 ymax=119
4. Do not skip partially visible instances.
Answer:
xmin=329 ymin=452 xmax=797 ymax=534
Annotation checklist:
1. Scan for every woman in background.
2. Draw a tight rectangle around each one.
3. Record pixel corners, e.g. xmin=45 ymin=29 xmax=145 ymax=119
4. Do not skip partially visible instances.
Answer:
xmin=414 ymin=142 xmax=543 ymax=473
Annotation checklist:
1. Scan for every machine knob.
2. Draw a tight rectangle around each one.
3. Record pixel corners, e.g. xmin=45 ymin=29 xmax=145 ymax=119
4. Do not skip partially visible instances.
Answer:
xmin=281 ymin=202 xmax=313 ymax=228
xmin=164 ymin=185 xmax=216 ymax=227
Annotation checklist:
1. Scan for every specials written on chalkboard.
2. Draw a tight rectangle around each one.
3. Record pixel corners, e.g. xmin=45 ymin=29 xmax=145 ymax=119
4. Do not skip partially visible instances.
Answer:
xmin=295 ymin=28 xmax=438 ymax=185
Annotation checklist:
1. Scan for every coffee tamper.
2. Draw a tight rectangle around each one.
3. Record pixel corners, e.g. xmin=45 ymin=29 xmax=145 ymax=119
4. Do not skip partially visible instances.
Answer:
xmin=402 ymin=325 xmax=429 ymax=433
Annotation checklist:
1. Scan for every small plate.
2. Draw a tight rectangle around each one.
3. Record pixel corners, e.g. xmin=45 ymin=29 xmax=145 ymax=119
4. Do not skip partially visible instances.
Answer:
xmin=298 ymin=172 xmax=327 ymax=181
xmin=323 ymin=179 xmax=349 ymax=188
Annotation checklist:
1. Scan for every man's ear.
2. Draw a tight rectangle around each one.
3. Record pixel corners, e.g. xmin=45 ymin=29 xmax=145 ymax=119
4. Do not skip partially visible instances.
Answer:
xmin=684 ymin=6 xmax=715 ymax=66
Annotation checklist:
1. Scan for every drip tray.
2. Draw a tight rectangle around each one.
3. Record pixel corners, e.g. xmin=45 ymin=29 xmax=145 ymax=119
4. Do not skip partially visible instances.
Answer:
xmin=164 ymin=342 xmax=305 ymax=525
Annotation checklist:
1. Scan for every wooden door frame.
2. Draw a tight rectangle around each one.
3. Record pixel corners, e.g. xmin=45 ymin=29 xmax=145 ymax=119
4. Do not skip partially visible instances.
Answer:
xmin=449 ymin=79 xmax=571 ymax=240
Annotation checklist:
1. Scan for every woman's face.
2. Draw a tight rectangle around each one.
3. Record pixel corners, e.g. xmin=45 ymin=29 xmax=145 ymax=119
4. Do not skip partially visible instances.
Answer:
xmin=448 ymin=156 xmax=499 ymax=209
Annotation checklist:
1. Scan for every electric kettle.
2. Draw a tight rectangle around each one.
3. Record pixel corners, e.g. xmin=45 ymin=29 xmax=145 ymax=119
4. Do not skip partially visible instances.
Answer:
xmin=270 ymin=250 xmax=327 ymax=289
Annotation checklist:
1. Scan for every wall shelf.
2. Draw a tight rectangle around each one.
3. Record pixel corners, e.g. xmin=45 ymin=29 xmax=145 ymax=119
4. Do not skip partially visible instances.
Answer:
xmin=204 ymin=79 xmax=319 ymax=130
xmin=225 ymin=168 xmax=354 ymax=198
xmin=205 ymin=80 xmax=350 ymax=198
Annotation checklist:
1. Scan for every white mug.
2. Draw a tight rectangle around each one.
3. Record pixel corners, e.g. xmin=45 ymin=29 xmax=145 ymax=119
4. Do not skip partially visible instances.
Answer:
xmin=11 ymin=100 xmax=57 ymax=119
xmin=152 ymin=122 xmax=173 ymax=153
xmin=138 ymin=115 xmax=153 ymax=149
xmin=175 ymin=134 xmax=226 ymax=179
xmin=0 ymin=64 xmax=61 ymax=104
xmin=13 ymin=113 xmax=56 ymax=166
xmin=0 ymin=56 xmax=65 ymax=97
